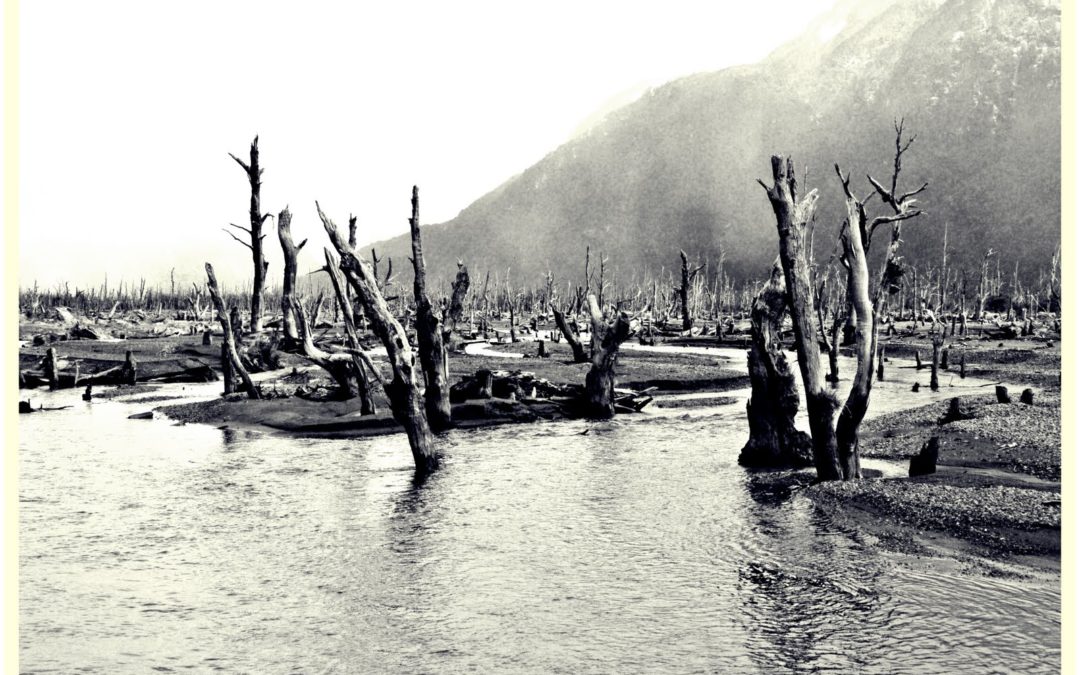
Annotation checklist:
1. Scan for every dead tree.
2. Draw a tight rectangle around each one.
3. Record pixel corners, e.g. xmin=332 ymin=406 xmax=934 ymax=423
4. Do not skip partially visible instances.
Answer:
xmin=553 ymin=305 xmax=589 ymax=363
xmin=324 ymin=248 xmax=379 ymax=414
xmin=408 ymin=186 xmax=453 ymax=432
xmin=290 ymin=297 xmax=364 ymax=400
xmin=584 ymin=294 xmax=633 ymax=418
xmin=226 ymin=136 xmax=271 ymax=332
xmin=276 ymin=207 xmax=307 ymax=349
xmin=677 ymin=250 xmax=705 ymax=331
xmin=205 ymin=263 xmax=260 ymax=399
xmin=759 ymin=156 xmax=842 ymax=480
xmin=740 ymin=260 xmax=812 ymax=467
xmin=318 ymin=202 xmax=438 ymax=475
xmin=441 ymin=262 xmax=471 ymax=347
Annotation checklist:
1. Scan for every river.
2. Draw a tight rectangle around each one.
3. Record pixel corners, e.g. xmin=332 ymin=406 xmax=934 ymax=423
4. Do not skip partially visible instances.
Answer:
xmin=18 ymin=362 xmax=1059 ymax=673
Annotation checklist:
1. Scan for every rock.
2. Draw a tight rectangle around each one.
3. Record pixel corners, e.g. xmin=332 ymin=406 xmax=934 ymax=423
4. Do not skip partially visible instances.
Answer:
xmin=128 ymin=411 xmax=154 ymax=420
xmin=32 ymin=335 xmax=46 ymax=346
xmin=909 ymin=437 xmax=940 ymax=477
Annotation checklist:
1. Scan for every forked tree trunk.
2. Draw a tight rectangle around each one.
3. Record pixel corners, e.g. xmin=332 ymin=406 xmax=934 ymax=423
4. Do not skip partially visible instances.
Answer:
xmin=740 ymin=261 xmax=812 ymax=467
xmin=408 ymin=186 xmax=453 ymax=432
xmin=276 ymin=207 xmax=306 ymax=349
xmin=227 ymin=136 xmax=270 ymax=332
xmin=759 ymin=156 xmax=842 ymax=480
xmin=205 ymin=263 xmax=260 ymax=399
xmin=553 ymin=307 xmax=589 ymax=363
xmin=318 ymin=202 xmax=438 ymax=475
xmin=583 ymin=294 xmax=632 ymax=418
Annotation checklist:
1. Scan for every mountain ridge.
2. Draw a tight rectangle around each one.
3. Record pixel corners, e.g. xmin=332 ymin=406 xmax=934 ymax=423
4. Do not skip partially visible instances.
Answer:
xmin=371 ymin=0 xmax=1060 ymax=291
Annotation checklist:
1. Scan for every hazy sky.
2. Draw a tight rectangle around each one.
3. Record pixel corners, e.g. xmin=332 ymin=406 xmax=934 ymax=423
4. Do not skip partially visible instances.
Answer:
xmin=17 ymin=0 xmax=834 ymax=289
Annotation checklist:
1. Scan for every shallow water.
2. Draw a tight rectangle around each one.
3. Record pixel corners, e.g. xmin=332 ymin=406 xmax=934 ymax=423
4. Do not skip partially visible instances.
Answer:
xmin=19 ymin=377 xmax=1059 ymax=673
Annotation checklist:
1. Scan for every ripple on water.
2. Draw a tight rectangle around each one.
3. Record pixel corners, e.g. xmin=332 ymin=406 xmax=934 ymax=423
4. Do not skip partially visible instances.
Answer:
xmin=18 ymin=383 xmax=1059 ymax=673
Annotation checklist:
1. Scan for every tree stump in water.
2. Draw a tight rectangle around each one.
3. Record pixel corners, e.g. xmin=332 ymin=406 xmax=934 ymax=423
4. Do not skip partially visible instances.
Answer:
xmin=537 ymin=340 xmax=547 ymax=358
xmin=121 ymin=350 xmax=138 ymax=386
xmin=740 ymin=262 xmax=812 ymax=468
xmin=940 ymin=347 xmax=949 ymax=370
xmin=82 ymin=385 xmax=93 ymax=402
xmin=911 ymin=382 xmax=920 ymax=392
xmin=995 ymin=385 xmax=1011 ymax=404
xmin=45 ymin=347 xmax=60 ymax=390
xmin=915 ymin=350 xmax=923 ymax=370
xmin=909 ymin=437 xmax=939 ymax=477
xmin=203 ymin=330 xmax=213 ymax=346
xmin=1020 ymin=388 xmax=1034 ymax=405
xmin=876 ymin=346 xmax=885 ymax=382
xmin=959 ymin=351 xmax=966 ymax=378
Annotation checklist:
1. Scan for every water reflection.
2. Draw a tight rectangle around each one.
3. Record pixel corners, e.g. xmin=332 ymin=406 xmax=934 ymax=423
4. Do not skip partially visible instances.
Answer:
xmin=19 ymin=383 xmax=1059 ymax=673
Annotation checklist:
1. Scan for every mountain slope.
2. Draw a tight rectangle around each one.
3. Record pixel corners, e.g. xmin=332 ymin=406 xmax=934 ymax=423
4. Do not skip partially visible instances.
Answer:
xmin=373 ymin=0 xmax=1060 ymax=290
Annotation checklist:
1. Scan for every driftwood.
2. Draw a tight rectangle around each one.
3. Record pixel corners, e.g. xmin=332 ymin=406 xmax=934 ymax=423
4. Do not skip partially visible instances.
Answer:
xmin=318 ymin=202 xmax=439 ymax=475
xmin=290 ymin=297 xmax=362 ymax=400
xmin=206 ymin=263 xmax=260 ymax=399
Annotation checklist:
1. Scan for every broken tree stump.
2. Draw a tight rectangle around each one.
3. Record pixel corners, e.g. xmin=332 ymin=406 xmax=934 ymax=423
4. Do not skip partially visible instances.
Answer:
xmin=995 ymin=385 xmax=1011 ymax=404
xmin=45 ymin=347 xmax=59 ymax=390
xmin=1020 ymin=388 xmax=1034 ymax=405
xmin=121 ymin=350 xmax=138 ymax=386
xmin=909 ymin=437 xmax=939 ymax=477
xmin=938 ymin=397 xmax=974 ymax=425
xmin=740 ymin=261 xmax=812 ymax=468
xmin=537 ymin=339 xmax=547 ymax=358
xmin=206 ymin=263 xmax=260 ymax=399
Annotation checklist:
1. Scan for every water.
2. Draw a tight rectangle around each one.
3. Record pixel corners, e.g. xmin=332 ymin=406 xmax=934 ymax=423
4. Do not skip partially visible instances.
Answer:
xmin=19 ymin=381 xmax=1059 ymax=673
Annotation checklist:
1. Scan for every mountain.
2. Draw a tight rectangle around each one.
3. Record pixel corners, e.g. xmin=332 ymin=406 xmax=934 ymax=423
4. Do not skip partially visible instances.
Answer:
xmin=371 ymin=0 xmax=1061 ymax=292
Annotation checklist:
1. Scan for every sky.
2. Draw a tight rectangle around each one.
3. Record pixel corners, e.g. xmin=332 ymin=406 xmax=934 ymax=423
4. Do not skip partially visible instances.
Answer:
xmin=17 ymin=0 xmax=835 ymax=290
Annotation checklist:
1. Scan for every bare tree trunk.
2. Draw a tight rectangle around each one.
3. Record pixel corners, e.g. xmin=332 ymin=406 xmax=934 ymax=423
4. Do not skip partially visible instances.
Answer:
xmin=553 ymin=307 xmax=589 ymax=363
xmin=227 ymin=136 xmax=270 ymax=333
xmin=740 ymin=261 xmax=812 ymax=467
xmin=677 ymin=250 xmax=703 ymax=332
xmin=205 ymin=263 xmax=260 ymax=399
xmin=408 ymin=186 xmax=453 ymax=432
xmin=45 ymin=347 xmax=59 ymax=390
xmin=276 ymin=207 xmax=306 ymax=349
xmin=584 ymin=294 xmax=632 ymax=418
xmin=324 ymin=248 xmax=379 ymax=413
xmin=442 ymin=262 xmax=471 ymax=348
xmin=760 ymin=156 xmax=841 ymax=480
xmin=318 ymin=202 xmax=438 ymax=475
